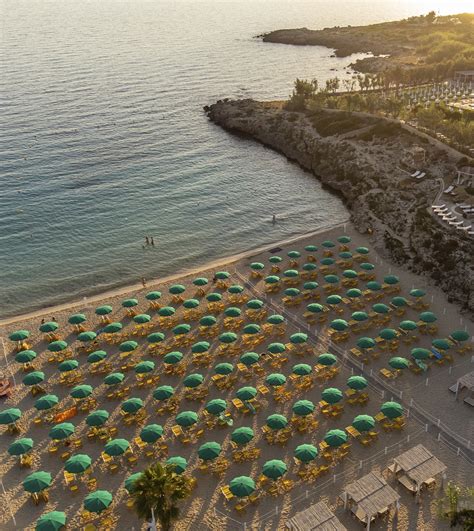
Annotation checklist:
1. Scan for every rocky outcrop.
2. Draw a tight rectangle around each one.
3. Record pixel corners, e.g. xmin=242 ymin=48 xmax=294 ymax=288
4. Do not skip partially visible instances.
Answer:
xmin=205 ymin=99 xmax=473 ymax=315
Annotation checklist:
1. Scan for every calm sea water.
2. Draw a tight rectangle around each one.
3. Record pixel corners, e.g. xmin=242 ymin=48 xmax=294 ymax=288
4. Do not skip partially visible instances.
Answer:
xmin=0 ymin=0 xmax=470 ymax=318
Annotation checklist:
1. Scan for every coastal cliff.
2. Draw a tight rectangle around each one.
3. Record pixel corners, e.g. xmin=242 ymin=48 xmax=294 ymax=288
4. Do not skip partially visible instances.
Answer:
xmin=205 ymin=99 xmax=473 ymax=315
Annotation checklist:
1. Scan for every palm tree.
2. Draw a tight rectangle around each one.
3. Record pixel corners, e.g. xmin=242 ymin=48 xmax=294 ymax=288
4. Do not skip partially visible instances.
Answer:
xmin=131 ymin=462 xmax=193 ymax=530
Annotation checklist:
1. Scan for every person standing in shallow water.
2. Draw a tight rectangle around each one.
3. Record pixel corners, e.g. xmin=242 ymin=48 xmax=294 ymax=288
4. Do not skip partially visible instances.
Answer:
xmin=150 ymin=237 xmax=154 ymax=246
xmin=272 ymin=214 xmax=276 ymax=224
xmin=145 ymin=236 xmax=149 ymax=245
xmin=141 ymin=277 xmax=147 ymax=288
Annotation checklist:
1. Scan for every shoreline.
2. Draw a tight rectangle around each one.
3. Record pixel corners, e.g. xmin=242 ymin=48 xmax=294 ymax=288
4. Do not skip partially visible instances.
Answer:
xmin=0 ymin=221 xmax=348 ymax=327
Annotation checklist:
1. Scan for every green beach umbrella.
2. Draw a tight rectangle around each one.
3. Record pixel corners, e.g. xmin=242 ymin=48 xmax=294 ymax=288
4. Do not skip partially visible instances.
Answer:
xmin=191 ymin=341 xmax=210 ymax=353
xmin=284 ymin=288 xmax=300 ymax=297
xmin=121 ymin=397 xmax=144 ymax=413
xmin=326 ymin=295 xmax=342 ymax=305
xmin=122 ymin=298 xmax=138 ymax=308
xmin=36 ymin=511 xmax=66 ymax=531
xmin=147 ymin=332 xmax=165 ymax=344
xmin=317 ymin=353 xmax=337 ymax=366
xmin=224 ymin=307 xmax=241 ymax=317
xmin=269 ymin=256 xmax=282 ymax=264
xmin=243 ymin=324 xmax=261 ymax=335
xmin=391 ymin=296 xmax=407 ymax=307
xmin=389 ymin=357 xmax=410 ymax=369
xmin=158 ymin=306 xmax=176 ymax=317
xmin=205 ymin=399 xmax=227 ymax=415
xmin=70 ymin=384 xmax=93 ymax=399
xmin=265 ymin=373 xmax=287 ymax=387
xmin=84 ymin=490 xmax=113 ymax=513
xmin=347 ymin=375 xmax=368 ymax=390
xmin=77 ymin=331 xmax=97 ymax=342
xmin=23 ymin=471 xmax=52 ymax=493
xmin=366 ymin=281 xmax=382 ymax=291
xmin=207 ymin=292 xmax=222 ymax=302
xmin=135 ymin=360 xmax=155 ymax=373
xmin=267 ymin=314 xmax=285 ymax=325
xmin=104 ymin=438 xmax=130 ymax=456
xmin=305 ymin=244 xmax=318 ymax=252
xmin=240 ymin=352 xmax=260 ymax=366
xmin=451 ymin=330 xmax=469 ymax=342
xmin=219 ymin=332 xmax=237 ymax=343
xmin=322 ymin=240 xmax=335 ymax=248
xmin=411 ymin=347 xmax=430 ymax=360
xmin=86 ymin=410 xmax=109 ymax=427
xmin=338 ymin=235 xmax=351 ymax=244
xmin=290 ymin=332 xmax=308 ymax=344
xmin=236 ymin=386 xmax=257 ymax=401
xmin=339 ymin=252 xmax=352 ymax=260
xmin=96 ymin=305 xmax=113 ymax=315
xmin=145 ymin=291 xmax=161 ymax=301
xmin=360 ymin=262 xmax=375 ymax=271
xmin=292 ymin=363 xmax=312 ymax=376
xmin=125 ymin=473 xmax=143 ymax=493
xmin=87 ymin=350 xmax=107 ymax=364
xmin=353 ymin=414 xmax=375 ymax=432
xmin=288 ymin=250 xmax=301 ymax=258
xmin=294 ymin=444 xmax=318 ymax=463
xmin=153 ymin=385 xmax=175 ymax=401
xmin=231 ymin=427 xmax=254 ymax=445
xmin=214 ymin=363 xmax=234 ymax=375
xmin=330 ymin=319 xmax=348 ymax=331
xmin=343 ymin=270 xmax=358 ymax=279
xmin=23 ymin=371 xmax=45 ymax=386
xmin=250 ymin=262 xmax=265 ymax=270
xmin=268 ymin=343 xmax=286 ymax=354
xmin=39 ymin=322 xmax=58 ymax=333
xmin=68 ymin=314 xmax=86 ymax=325
xmin=372 ymin=303 xmax=390 ymax=314
xmin=48 ymin=340 xmax=68 ymax=352
xmin=384 ymin=275 xmax=399 ymax=285
xmin=266 ymin=414 xmax=288 ymax=430
xmin=420 ymin=311 xmax=437 ymax=323
xmin=307 ymin=303 xmax=324 ymax=313
xmin=119 ymin=340 xmax=138 ymax=352
xmin=321 ymin=387 xmax=343 ymax=404
xmin=247 ymin=299 xmax=264 ymax=309
xmin=193 ymin=278 xmax=208 ymax=287
xmin=0 ymin=408 xmax=21 ymax=425
xmin=410 ymin=289 xmax=426 ymax=298
xmin=265 ymin=275 xmax=280 ymax=284
xmin=15 ymin=350 xmax=37 ymax=363
xmin=321 ymin=257 xmax=335 ymax=266
xmin=292 ymin=400 xmax=315 ymax=416
xmin=229 ymin=476 xmax=256 ymax=497
xmin=198 ymin=441 xmax=222 ymax=461
xmin=324 ymin=274 xmax=339 ymax=284
xmin=352 ymin=311 xmax=368 ymax=322
xmin=303 ymin=263 xmax=317 ymax=271
xmin=432 ymin=339 xmax=451 ymax=350
xmin=65 ymin=454 xmax=92 ymax=474
xmin=35 ymin=395 xmax=59 ymax=411
xmin=183 ymin=299 xmax=200 ymax=309
xmin=173 ymin=324 xmax=191 ymax=335
xmin=356 ymin=246 xmax=369 ymax=254
xmin=166 ymin=456 xmax=187 ymax=474
xmin=133 ymin=314 xmax=151 ymax=324
xmin=357 ymin=337 xmax=375 ymax=349
xmin=324 ymin=429 xmax=348 ymax=448
xmin=262 ymin=459 xmax=287 ymax=479
xmin=346 ymin=289 xmax=362 ymax=298
xmin=215 ymin=271 xmax=230 ymax=280
xmin=381 ymin=401 xmax=403 ymax=419
xmin=169 ymin=284 xmax=186 ymax=294
xmin=103 ymin=322 xmax=122 ymax=334
xmin=8 ymin=437 xmax=33 ymax=456
xmin=140 ymin=424 xmax=164 ymax=443
xmin=183 ymin=373 xmax=204 ymax=388
xmin=378 ymin=328 xmax=397 ymax=341
xmin=104 ymin=372 xmax=124 ymax=385
xmin=49 ymin=422 xmax=75 ymax=440
xmin=399 ymin=320 xmax=417 ymax=331
xmin=175 ymin=411 xmax=198 ymax=427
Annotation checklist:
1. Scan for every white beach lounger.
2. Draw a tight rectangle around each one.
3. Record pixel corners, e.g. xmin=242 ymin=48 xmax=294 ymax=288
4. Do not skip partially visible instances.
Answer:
xmin=434 ymin=208 xmax=448 ymax=213
xmin=433 ymin=204 xmax=445 ymax=209
xmin=457 ymin=225 xmax=471 ymax=231
xmin=416 ymin=173 xmax=426 ymax=179
xmin=411 ymin=171 xmax=420 ymax=177
xmin=443 ymin=185 xmax=454 ymax=194
xmin=450 ymin=221 xmax=464 ymax=226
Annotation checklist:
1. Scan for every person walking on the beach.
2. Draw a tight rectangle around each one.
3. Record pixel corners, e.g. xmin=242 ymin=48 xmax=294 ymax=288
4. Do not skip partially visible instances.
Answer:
xmin=141 ymin=277 xmax=147 ymax=288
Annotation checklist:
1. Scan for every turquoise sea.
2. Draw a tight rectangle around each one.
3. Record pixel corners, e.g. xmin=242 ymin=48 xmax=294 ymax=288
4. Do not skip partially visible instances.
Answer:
xmin=0 ymin=0 xmax=470 ymax=318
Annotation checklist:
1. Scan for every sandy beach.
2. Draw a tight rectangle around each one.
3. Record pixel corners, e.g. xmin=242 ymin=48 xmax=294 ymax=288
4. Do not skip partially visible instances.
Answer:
xmin=0 ymin=221 xmax=472 ymax=531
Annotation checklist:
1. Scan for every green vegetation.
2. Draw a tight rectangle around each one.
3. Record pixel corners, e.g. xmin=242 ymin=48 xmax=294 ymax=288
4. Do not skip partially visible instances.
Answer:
xmin=436 ymin=482 xmax=474 ymax=529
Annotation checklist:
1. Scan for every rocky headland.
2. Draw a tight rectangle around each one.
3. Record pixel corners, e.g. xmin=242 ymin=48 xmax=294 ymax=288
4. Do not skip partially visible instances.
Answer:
xmin=205 ymin=99 xmax=473 ymax=315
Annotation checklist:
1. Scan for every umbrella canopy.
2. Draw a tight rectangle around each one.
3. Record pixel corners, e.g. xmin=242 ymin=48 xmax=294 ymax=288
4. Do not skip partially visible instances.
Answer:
xmin=330 ymin=319 xmax=348 ymax=331
xmin=411 ymin=347 xmax=430 ymax=360
xmin=122 ymin=298 xmax=138 ymax=308
xmin=432 ymin=339 xmax=451 ymax=350
xmin=153 ymin=385 xmax=175 ymax=401
xmin=104 ymin=438 xmax=130 ymax=456
xmin=158 ymin=306 xmax=176 ymax=317
xmin=266 ymin=414 xmax=288 ymax=430
xmin=451 ymin=330 xmax=470 ymax=342
xmin=68 ymin=314 xmax=86 ymax=325
xmin=399 ymin=320 xmax=417 ymax=331
xmin=324 ymin=275 xmax=339 ymax=284
xmin=224 ymin=307 xmax=241 ymax=318
xmin=173 ymin=324 xmax=191 ymax=335
xmin=305 ymin=244 xmax=318 ymax=252
xmin=346 ymin=289 xmax=362 ymax=298
xmin=366 ymin=281 xmax=382 ymax=291
xmin=121 ymin=397 xmax=144 ymax=413
xmin=352 ymin=414 xmax=375 ymax=432
xmin=321 ymin=387 xmax=343 ymax=404
xmin=134 ymin=360 xmax=155 ymax=374
xmin=265 ymin=373 xmax=286 ymax=387
xmin=240 ymin=352 xmax=260 ymax=366
xmin=229 ymin=476 xmax=256 ymax=497
xmin=391 ymin=296 xmax=407 ymax=307
xmin=384 ymin=275 xmax=399 ymax=285
xmin=166 ymin=456 xmax=187 ymax=474
xmin=193 ymin=277 xmax=208 ymax=286
xmin=215 ymin=271 xmax=230 ymax=280
xmin=206 ymin=292 xmax=222 ymax=302
xmin=264 ymin=275 xmax=280 ymax=284
xmin=268 ymin=343 xmax=286 ymax=354
xmin=236 ymin=386 xmax=257 ymax=401
xmin=133 ymin=314 xmax=151 ymax=324
xmin=175 ymin=411 xmax=198 ymax=427
xmin=87 ymin=350 xmax=107 ymax=364
xmin=183 ymin=299 xmax=200 ymax=309
xmin=183 ymin=373 xmax=204 ymax=388
xmin=86 ymin=410 xmax=109 ymax=427
xmin=326 ymin=295 xmax=342 ymax=305
xmin=125 ymin=473 xmax=143 ymax=493
xmin=294 ymin=444 xmax=318 ymax=463
xmin=419 ymin=311 xmax=437 ymax=323
xmin=317 ymin=353 xmax=337 ymax=366
xmin=58 ymin=360 xmax=78 ymax=373
xmin=205 ymin=399 xmax=227 ymax=415
xmin=23 ymin=371 xmax=45 ymax=386
xmin=338 ymin=235 xmax=351 ymax=244
xmin=231 ymin=427 xmax=254 ymax=445
xmin=84 ymin=490 xmax=113 ymax=513
xmin=49 ymin=422 xmax=75 ymax=440
xmin=360 ymin=262 xmax=375 ymax=271
xmin=228 ymin=285 xmax=244 ymax=294
xmin=356 ymin=246 xmax=369 ymax=254
xmin=410 ymin=289 xmax=426 ymax=298
xmin=292 ymin=363 xmax=312 ymax=376
xmin=381 ymin=401 xmax=403 ymax=419
xmin=339 ymin=252 xmax=352 ymax=259
xmin=269 ymin=256 xmax=282 ymax=264
xmin=347 ymin=375 xmax=368 ymax=390
xmin=288 ymin=250 xmax=301 ymax=258
xmin=0 ymin=408 xmax=21 ymax=425
xmin=357 ymin=337 xmax=375 ymax=350
xmin=307 ymin=303 xmax=324 ymax=313
xmin=140 ymin=424 xmax=164 ymax=443
xmin=303 ymin=282 xmax=318 ymax=291
xmin=39 ymin=322 xmax=58 ymax=333
xmin=104 ymin=372 xmax=124 ymax=385
xmin=262 ymin=459 xmax=287 ymax=479
xmin=70 ymin=384 xmax=93 ymax=399
xmin=103 ymin=322 xmax=122 ymax=334
xmin=324 ymin=429 xmax=348 ymax=448
xmin=48 ymin=340 xmax=68 ymax=352
xmin=292 ymin=400 xmax=315 ymax=416
xmin=35 ymin=395 xmax=59 ymax=411
xmin=96 ymin=305 xmax=113 ymax=315
xmin=36 ymin=511 xmax=66 ymax=531
xmin=23 ymin=471 xmax=52 ymax=493
xmin=389 ymin=357 xmax=410 ymax=369
xmin=243 ymin=324 xmax=261 ymax=335
xmin=247 ymin=299 xmax=264 ymax=309
xmin=145 ymin=291 xmax=162 ymax=301
xmin=283 ymin=269 xmax=299 ymax=278
xmin=267 ymin=314 xmax=285 ymax=325
xmin=214 ymin=363 xmax=234 ymax=375
xmin=119 ymin=340 xmax=138 ymax=352
xmin=290 ymin=333 xmax=308 ymax=344
xmin=302 ymin=263 xmax=317 ymax=271
xmin=372 ymin=303 xmax=390 ymax=314
xmin=219 ymin=332 xmax=237 ymax=344
xmin=65 ymin=454 xmax=92 ymax=474
xmin=198 ymin=442 xmax=222 ymax=461
xmin=8 ymin=437 xmax=34 ymax=456
xmin=169 ymin=284 xmax=186 ymax=294
xmin=350 ymin=310 xmax=368 ymax=322
xmin=163 ymin=351 xmax=183 ymax=365
xmin=15 ymin=350 xmax=37 ymax=363
xmin=77 ymin=331 xmax=97 ymax=342
xmin=322 ymin=240 xmax=335 ymax=248
xmin=284 ymin=288 xmax=300 ymax=297
xmin=320 ymin=257 xmax=335 ymax=266
xmin=191 ymin=341 xmax=210 ymax=354
xmin=250 ymin=262 xmax=265 ymax=270
xmin=147 ymin=332 xmax=165 ymax=344
xmin=379 ymin=328 xmax=397 ymax=341
xmin=343 ymin=269 xmax=358 ymax=279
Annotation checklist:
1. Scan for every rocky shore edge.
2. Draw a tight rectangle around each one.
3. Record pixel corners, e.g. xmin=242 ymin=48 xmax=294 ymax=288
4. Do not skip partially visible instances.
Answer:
xmin=204 ymin=99 xmax=473 ymax=316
